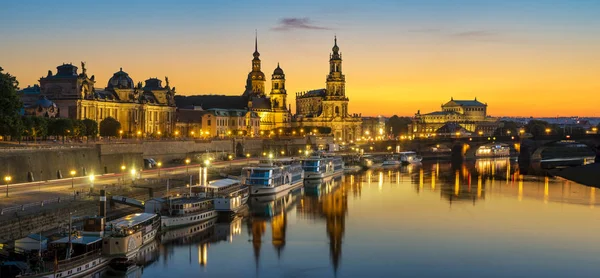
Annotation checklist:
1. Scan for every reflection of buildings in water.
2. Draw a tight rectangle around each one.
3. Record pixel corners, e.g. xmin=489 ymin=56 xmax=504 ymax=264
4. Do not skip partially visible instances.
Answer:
xmin=160 ymin=219 xmax=217 ymax=267
xmin=248 ymin=189 xmax=300 ymax=270
xmin=297 ymin=176 xmax=349 ymax=274
xmin=408 ymin=160 xmax=599 ymax=207
xmin=212 ymin=217 xmax=243 ymax=244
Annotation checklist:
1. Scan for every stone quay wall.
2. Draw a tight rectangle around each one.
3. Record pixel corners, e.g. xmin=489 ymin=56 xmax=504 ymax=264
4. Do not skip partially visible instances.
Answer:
xmin=0 ymin=138 xmax=304 ymax=183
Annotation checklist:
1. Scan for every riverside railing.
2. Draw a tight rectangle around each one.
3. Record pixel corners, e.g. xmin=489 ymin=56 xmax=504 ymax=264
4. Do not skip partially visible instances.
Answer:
xmin=0 ymin=194 xmax=89 ymax=216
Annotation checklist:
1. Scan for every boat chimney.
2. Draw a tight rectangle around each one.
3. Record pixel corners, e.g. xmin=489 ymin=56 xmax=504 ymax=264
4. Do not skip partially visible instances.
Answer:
xmin=99 ymin=189 xmax=106 ymax=217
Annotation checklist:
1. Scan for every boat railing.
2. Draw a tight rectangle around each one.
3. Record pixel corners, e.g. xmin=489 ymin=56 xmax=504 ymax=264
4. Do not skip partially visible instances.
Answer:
xmin=32 ymin=250 xmax=103 ymax=274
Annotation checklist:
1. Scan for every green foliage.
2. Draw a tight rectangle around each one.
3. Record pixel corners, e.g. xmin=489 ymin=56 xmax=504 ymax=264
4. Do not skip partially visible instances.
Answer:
xmin=50 ymin=118 xmax=74 ymax=137
xmin=22 ymin=116 xmax=48 ymax=140
xmin=525 ymin=120 xmax=549 ymax=137
xmin=72 ymin=119 xmax=86 ymax=139
xmin=386 ymin=115 xmax=412 ymax=136
xmin=493 ymin=120 xmax=521 ymax=136
xmin=0 ymin=66 xmax=23 ymax=138
xmin=82 ymin=119 xmax=98 ymax=138
xmin=99 ymin=117 xmax=121 ymax=137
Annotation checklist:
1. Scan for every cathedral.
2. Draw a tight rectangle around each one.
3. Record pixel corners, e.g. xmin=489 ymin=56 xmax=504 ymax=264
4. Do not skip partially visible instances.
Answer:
xmin=243 ymin=35 xmax=292 ymax=131
xmin=175 ymin=34 xmax=292 ymax=133
xmin=293 ymin=37 xmax=362 ymax=141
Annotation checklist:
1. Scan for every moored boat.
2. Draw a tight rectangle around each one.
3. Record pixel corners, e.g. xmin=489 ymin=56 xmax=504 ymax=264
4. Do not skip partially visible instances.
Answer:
xmin=301 ymin=154 xmax=344 ymax=179
xmin=242 ymin=158 xmax=304 ymax=196
xmin=398 ymin=151 xmax=423 ymax=165
xmin=196 ymin=178 xmax=249 ymax=213
xmin=103 ymin=213 xmax=160 ymax=260
xmin=144 ymin=197 xmax=218 ymax=230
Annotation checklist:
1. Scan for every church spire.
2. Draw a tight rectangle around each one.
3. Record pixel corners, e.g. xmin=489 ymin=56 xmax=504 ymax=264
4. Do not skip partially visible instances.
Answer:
xmin=253 ymin=29 xmax=260 ymax=58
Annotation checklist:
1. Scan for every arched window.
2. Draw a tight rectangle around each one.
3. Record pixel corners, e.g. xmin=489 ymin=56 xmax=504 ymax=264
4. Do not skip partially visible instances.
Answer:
xmin=335 ymin=106 xmax=340 ymax=116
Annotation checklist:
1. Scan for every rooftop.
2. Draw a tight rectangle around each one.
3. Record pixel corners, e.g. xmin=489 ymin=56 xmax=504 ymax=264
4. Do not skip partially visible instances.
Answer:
xmin=107 ymin=213 xmax=157 ymax=229
xmin=207 ymin=178 xmax=240 ymax=188
xmin=52 ymin=236 xmax=102 ymax=245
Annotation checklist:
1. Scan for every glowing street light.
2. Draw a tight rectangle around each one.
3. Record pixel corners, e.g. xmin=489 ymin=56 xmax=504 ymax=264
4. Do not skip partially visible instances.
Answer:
xmin=506 ymin=130 xmax=511 ymax=135
xmin=175 ymin=130 xmax=180 ymax=137
xmin=157 ymin=162 xmax=162 ymax=177
xmin=478 ymin=131 xmax=483 ymax=136
xmin=268 ymin=153 xmax=274 ymax=159
xmin=89 ymin=175 xmax=95 ymax=193
xmin=70 ymin=170 xmax=76 ymax=189
xmin=185 ymin=158 xmax=191 ymax=173
xmin=4 ymin=175 xmax=12 ymax=197
xmin=545 ymin=128 xmax=551 ymax=135
xmin=120 ymin=165 xmax=126 ymax=185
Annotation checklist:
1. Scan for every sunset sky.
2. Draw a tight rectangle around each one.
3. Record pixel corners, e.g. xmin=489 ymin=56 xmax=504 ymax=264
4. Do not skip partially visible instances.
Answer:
xmin=2 ymin=0 xmax=599 ymax=117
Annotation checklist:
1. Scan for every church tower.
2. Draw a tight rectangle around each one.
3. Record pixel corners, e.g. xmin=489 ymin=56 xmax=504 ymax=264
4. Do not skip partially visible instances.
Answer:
xmin=244 ymin=32 xmax=266 ymax=97
xmin=326 ymin=36 xmax=345 ymax=97
xmin=270 ymin=63 xmax=286 ymax=110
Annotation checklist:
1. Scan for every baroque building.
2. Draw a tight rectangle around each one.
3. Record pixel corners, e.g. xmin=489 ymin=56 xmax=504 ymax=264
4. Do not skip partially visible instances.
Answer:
xmin=409 ymin=98 xmax=499 ymax=137
xmin=174 ymin=34 xmax=292 ymax=133
xmin=294 ymin=37 xmax=362 ymax=141
xmin=32 ymin=62 xmax=177 ymax=135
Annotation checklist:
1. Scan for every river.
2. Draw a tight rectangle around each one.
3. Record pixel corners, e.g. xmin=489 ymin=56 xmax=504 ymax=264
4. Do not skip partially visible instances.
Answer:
xmin=97 ymin=158 xmax=600 ymax=278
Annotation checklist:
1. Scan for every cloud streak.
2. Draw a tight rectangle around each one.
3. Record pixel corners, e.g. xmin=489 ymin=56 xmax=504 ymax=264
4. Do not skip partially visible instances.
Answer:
xmin=272 ymin=18 xmax=331 ymax=31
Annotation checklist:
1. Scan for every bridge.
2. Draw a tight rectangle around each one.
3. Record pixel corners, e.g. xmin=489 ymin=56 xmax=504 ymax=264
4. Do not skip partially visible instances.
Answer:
xmin=359 ymin=134 xmax=600 ymax=161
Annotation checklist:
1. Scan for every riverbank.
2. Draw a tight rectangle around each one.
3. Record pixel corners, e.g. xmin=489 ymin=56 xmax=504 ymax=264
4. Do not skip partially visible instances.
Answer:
xmin=550 ymin=163 xmax=600 ymax=187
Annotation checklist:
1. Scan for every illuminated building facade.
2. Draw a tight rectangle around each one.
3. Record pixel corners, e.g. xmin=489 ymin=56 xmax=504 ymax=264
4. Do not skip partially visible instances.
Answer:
xmin=30 ymin=62 xmax=177 ymax=135
xmin=294 ymin=37 xmax=362 ymax=141
xmin=409 ymin=98 xmax=499 ymax=137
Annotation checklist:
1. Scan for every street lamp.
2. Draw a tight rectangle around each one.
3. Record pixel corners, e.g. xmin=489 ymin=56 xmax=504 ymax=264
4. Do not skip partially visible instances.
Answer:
xmin=119 ymin=130 xmax=123 ymax=139
xmin=185 ymin=158 xmax=191 ymax=174
xmin=120 ymin=165 xmax=126 ymax=185
xmin=70 ymin=170 xmax=76 ymax=189
xmin=4 ymin=176 xmax=12 ymax=197
xmin=157 ymin=162 xmax=162 ymax=177
xmin=507 ymin=130 xmax=511 ymax=135
xmin=89 ymin=175 xmax=95 ymax=193
xmin=130 ymin=169 xmax=136 ymax=184
xmin=545 ymin=128 xmax=551 ymax=135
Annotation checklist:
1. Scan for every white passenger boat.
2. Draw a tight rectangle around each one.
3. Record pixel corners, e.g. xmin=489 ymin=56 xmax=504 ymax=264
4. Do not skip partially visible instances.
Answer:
xmin=196 ymin=178 xmax=249 ymax=213
xmin=18 ymin=235 xmax=109 ymax=278
xmin=301 ymin=154 xmax=344 ymax=179
xmin=103 ymin=213 xmax=160 ymax=259
xmin=382 ymin=157 xmax=402 ymax=166
xmin=242 ymin=158 xmax=304 ymax=196
xmin=398 ymin=151 xmax=423 ymax=165
xmin=144 ymin=197 xmax=218 ymax=230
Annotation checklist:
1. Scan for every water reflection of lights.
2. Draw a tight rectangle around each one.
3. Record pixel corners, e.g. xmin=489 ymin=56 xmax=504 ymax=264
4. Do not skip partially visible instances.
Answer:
xmin=477 ymin=175 xmax=482 ymax=198
xmin=378 ymin=172 xmax=383 ymax=191
xmin=431 ymin=171 xmax=436 ymax=190
xmin=198 ymin=243 xmax=208 ymax=266
xmin=454 ymin=171 xmax=460 ymax=196
xmin=544 ymin=176 xmax=549 ymax=204
xmin=419 ymin=169 xmax=424 ymax=190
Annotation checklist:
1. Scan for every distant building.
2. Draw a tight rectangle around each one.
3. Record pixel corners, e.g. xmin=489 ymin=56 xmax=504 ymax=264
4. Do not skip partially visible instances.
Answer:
xmin=361 ymin=116 xmax=387 ymax=139
xmin=25 ymin=63 xmax=177 ymax=135
xmin=409 ymin=98 xmax=499 ymax=137
xmin=294 ymin=37 xmax=362 ymax=141
xmin=175 ymin=106 xmax=260 ymax=138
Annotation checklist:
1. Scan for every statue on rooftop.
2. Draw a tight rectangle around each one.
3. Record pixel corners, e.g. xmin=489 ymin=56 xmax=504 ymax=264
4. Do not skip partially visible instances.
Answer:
xmin=81 ymin=61 xmax=87 ymax=75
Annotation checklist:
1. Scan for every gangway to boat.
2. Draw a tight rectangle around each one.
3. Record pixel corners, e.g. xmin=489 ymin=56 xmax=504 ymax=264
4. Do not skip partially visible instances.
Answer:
xmin=111 ymin=195 xmax=145 ymax=209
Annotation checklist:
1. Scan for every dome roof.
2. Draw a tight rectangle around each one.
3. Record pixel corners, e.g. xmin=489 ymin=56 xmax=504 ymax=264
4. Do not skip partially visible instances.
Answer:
xmin=273 ymin=63 xmax=284 ymax=76
xmin=35 ymin=96 xmax=56 ymax=108
xmin=107 ymin=68 xmax=134 ymax=89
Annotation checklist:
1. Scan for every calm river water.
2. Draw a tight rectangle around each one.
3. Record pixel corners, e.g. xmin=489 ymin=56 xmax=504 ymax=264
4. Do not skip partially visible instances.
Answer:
xmin=100 ymin=158 xmax=600 ymax=278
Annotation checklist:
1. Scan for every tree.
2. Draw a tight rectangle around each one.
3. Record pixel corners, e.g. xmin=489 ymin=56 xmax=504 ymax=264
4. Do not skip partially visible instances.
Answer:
xmin=22 ymin=116 xmax=48 ymax=142
xmin=72 ymin=119 xmax=86 ymax=140
xmin=493 ymin=120 xmax=521 ymax=136
xmin=99 ymin=117 xmax=121 ymax=137
xmin=525 ymin=120 xmax=549 ymax=137
xmin=50 ymin=118 xmax=73 ymax=143
xmin=386 ymin=115 xmax=412 ymax=137
xmin=0 ymin=67 xmax=23 ymax=139
xmin=82 ymin=119 xmax=98 ymax=140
